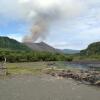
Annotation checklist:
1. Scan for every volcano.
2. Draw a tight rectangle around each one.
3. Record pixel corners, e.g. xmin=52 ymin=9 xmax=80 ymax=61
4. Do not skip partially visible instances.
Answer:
xmin=23 ymin=42 xmax=60 ymax=53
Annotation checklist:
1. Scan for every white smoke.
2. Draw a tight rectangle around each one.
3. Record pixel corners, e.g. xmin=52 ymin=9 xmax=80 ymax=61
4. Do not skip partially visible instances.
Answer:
xmin=0 ymin=0 xmax=86 ymax=42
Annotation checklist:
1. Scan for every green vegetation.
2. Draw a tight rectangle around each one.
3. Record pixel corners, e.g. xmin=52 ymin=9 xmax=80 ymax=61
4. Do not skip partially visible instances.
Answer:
xmin=6 ymin=62 xmax=46 ymax=75
xmin=0 ymin=49 xmax=73 ymax=62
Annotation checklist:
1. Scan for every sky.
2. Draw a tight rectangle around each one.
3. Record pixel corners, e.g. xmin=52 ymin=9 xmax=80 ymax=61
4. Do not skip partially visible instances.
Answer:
xmin=0 ymin=0 xmax=100 ymax=50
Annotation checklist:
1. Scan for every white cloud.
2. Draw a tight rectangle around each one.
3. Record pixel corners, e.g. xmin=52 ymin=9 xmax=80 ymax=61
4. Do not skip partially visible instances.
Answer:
xmin=6 ymin=34 xmax=22 ymax=42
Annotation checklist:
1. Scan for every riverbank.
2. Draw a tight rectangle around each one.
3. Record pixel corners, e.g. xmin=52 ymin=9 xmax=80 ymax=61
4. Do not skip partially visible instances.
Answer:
xmin=0 ymin=62 xmax=100 ymax=86
xmin=44 ymin=68 xmax=100 ymax=86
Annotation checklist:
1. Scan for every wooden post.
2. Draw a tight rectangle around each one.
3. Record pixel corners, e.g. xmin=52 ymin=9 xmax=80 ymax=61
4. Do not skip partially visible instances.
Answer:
xmin=0 ymin=57 xmax=8 ymax=76
xmin=4 ymin=57 xmax=8 ymax=75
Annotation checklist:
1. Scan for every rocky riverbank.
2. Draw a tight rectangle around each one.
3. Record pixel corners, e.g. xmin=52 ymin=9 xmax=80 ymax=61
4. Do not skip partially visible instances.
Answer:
xmin=45 ymin=68 xmax=100 ymax=86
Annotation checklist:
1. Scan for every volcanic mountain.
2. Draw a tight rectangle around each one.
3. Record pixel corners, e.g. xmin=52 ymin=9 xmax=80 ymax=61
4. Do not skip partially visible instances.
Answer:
xmin=23 ymin=42 xmax=60 ymax=53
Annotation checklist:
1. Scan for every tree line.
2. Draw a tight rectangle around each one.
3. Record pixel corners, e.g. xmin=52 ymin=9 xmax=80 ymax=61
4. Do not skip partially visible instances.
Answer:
xmin=0 ymin=49 xmax=73 ymax=62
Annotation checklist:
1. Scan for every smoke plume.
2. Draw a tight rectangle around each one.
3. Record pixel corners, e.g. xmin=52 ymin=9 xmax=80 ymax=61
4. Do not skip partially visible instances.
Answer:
xmin=21 ymin=0 xmax=85 ymax=42
xmin=22 ymin=5 xmax=61 ymax=42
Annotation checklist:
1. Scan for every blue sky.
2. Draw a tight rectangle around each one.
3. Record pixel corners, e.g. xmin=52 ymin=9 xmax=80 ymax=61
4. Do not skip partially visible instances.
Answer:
xmin=0 ymin=0 xmax=100 ymax=50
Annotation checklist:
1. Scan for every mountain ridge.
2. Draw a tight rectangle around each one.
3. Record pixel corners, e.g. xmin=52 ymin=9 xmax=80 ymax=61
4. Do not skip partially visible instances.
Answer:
xmin=0 ymin=36 xmax=31 ymax=51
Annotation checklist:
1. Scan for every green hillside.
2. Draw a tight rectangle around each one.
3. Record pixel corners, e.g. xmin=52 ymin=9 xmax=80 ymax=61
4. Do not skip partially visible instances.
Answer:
xmin=80 ymin=42 xmax=100 ymax=55
xmin=0 ymin=36 xmax=31 ymax=51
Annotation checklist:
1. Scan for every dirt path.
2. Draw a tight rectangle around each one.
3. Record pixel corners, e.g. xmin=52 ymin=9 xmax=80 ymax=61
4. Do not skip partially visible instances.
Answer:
xmin=0 ymin=75 xmax=100 ymax=100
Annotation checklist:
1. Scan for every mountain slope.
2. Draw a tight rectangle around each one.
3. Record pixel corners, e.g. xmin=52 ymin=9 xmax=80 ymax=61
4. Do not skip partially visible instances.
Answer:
xmin=80 ymin=42 xmax=100 ymax=55
xmin=24 ymin=42 xmax=60 ymax=53
xmin=0 ymin=36 xmax=31 ymax=51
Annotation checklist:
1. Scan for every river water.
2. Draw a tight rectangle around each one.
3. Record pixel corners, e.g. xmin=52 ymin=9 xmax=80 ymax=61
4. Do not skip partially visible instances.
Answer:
xmin=55 ymin=61 xmax=100 ymax=71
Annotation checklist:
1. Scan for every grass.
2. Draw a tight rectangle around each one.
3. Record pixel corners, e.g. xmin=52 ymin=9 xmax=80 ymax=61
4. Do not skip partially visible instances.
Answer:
xmin=6 ymin=62 xmax=48 ymax=75
xmin=3 ymin=62 xmax=82 ymax=76
xmin=7 ymin=67 xmax=42 ymax=75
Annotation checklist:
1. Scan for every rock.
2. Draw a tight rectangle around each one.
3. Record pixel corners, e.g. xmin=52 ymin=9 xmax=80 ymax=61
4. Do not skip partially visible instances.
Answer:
xmin=95 ymin=81 xmax=100 ymax=86
xmin=46 ymin=68 xmax=100 ymax=86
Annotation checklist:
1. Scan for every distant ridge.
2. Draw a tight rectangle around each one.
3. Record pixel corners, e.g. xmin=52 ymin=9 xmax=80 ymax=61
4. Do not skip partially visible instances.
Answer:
xmin=61 ymin=49 xmax=80 ymax=54
xmin=23 ymin=42 xmax=60 ymax=53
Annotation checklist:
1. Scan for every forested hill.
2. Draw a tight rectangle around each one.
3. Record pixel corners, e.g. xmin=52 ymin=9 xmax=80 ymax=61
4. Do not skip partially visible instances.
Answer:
xmin=0 ymin=36 xmax=31 ymax=51
xmin=80 ymin=42 xmax=100 ymax=55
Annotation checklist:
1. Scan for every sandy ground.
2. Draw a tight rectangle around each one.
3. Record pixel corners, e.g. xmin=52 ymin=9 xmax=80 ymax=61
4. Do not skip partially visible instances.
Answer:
xmin=0 ymin=75 xmax=100 ymax=100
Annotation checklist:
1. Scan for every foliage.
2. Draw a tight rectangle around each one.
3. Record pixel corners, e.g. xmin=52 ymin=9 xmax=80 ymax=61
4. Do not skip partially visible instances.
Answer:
xmin=0 ymin=49 xmax=72 ymax=62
